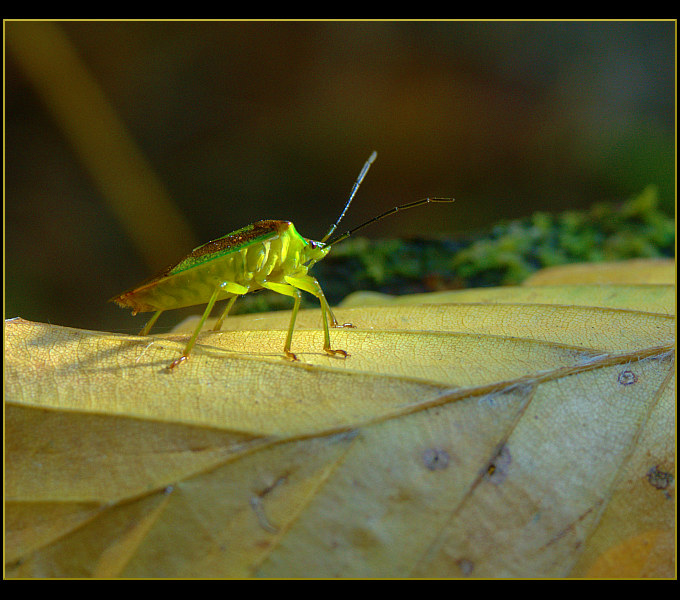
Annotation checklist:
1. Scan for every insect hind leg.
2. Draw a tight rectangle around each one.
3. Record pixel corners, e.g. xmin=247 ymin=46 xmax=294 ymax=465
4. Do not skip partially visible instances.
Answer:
xmin=139 ymin=310 xmax=163 ymax=336
xmin=213 ymin=295 xmax=238 ymax=331
xmin=168 ymin=287 xmax=221 ymax=369
xmin=213 ymin=281 xmax=249 ymax=331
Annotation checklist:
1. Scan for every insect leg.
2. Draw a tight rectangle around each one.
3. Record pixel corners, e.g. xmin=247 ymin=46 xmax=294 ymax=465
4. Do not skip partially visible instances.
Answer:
xmin=326 ymin=305 xmax=355 ymax=329
xmin=259 ymin=280 xmax=302 ymax=361
xmin=213 ymin=280 xmax=249 ymax=331
xmin=139 ymin=310 xmax=163 ymax=336
xmin=168 ymin=287 xmax=221 ymax=369
xmin=284 ymin=275 xmax=349 ymax=358
xmin=213 ymin=295 xmax=238 ymax=331
xmin=284 ymin=289 xmax=303 ymax=361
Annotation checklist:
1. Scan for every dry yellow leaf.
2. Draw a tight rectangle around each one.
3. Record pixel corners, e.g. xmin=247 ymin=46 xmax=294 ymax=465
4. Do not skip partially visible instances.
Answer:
xmin=339 ymin=281 xmax=676 ymax=315
xmin=522 ymin=258 xmax=676 ymax=285
xmin=5 ymin=259 xmax=675 ymax=578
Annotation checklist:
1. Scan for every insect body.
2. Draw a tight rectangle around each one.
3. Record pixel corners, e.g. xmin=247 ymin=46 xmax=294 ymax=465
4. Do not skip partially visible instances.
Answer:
xmin=110 ymin=152 xmax=453 ymax=368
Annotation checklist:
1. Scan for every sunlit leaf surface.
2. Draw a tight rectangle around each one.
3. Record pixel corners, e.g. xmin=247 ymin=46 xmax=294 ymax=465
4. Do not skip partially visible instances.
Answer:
xmin=5 ymin=259 xmax=675 ymax=578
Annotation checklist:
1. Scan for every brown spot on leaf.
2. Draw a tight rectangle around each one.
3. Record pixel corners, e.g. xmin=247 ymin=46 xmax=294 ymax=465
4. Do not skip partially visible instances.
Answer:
xmin=457 ymin=558 xmax=474 ymax=576
xmin=422 ymin=448 xmax=450 ymax=471
xmin=646 ymin=465 xmax=673 ymax=492
xmin=617 ymin=369 xmax=638 ymax=386
xmin=484 ymin=444 xmax=511 ymax=484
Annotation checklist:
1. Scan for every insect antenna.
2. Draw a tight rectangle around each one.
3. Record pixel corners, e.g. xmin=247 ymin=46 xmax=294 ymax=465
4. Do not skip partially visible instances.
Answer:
xmin=321 ymin=150 xmax=378 ymax=243
xmin=327 ymin=197 xmax=455 ymax=247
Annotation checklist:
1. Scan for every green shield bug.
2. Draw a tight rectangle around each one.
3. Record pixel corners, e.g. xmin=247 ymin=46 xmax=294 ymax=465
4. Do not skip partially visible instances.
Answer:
xmin=110 ymin=151 xmax=454 ymax=369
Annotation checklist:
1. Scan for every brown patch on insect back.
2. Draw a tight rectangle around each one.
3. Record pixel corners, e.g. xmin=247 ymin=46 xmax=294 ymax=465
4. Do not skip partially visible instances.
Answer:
xmin=193 ymin=221 xmax=287 ymax=258
xmin=167 ymin=220 xmax=289 ymax=275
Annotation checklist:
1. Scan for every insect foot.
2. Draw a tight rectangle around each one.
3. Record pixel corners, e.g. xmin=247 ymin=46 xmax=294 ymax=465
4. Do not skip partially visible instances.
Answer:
xmin=324 ymin=348 xmax=349 ymax=358
xmin=333 ymin=322 xmax=355 ymax=328
xmin=168 ymin=355 xmax=189 ymax=370
xmin=284 ymin=350 xmax=300 ymax=362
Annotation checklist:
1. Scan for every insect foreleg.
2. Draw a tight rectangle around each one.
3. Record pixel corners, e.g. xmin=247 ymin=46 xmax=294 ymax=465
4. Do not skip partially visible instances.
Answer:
xmin=285 ymin=288 xmax=303 ymax=362
xmin=284 ymin=275 xmax=349 ymax=358
xmin=168 ymin=287 xmax=221 ymax=370
xmin=281 ymin=274 xmax=353 ymax=329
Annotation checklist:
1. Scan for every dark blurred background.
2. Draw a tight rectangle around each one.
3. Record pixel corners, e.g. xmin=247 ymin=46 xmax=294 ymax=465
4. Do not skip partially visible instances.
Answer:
xmin=5 ymin=20 xmax=675 ymax=333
